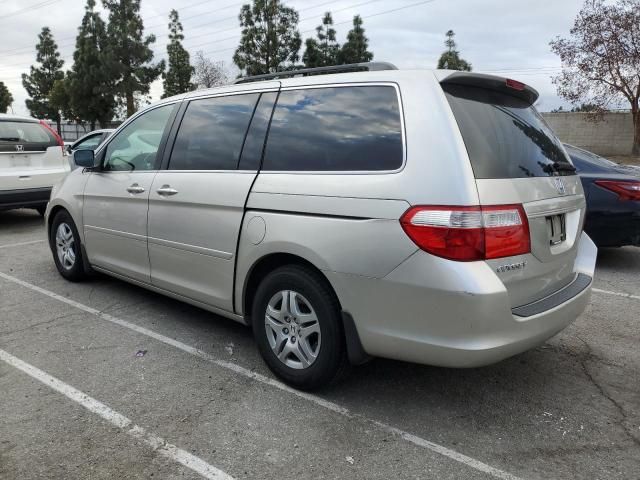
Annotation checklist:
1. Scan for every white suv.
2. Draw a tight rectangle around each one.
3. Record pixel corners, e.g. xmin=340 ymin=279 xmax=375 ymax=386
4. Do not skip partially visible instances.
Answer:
xmin=0 ymin=114 xmax=68 ymax=215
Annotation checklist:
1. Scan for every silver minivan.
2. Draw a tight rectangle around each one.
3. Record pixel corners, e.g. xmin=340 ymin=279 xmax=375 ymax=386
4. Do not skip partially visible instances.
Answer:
xmin=46 ymin=63 xmax=597 ymax=389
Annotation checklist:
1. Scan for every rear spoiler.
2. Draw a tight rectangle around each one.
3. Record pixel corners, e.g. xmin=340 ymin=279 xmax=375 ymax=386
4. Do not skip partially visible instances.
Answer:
xmin=440 ymin=72 xmax=539 ymax=106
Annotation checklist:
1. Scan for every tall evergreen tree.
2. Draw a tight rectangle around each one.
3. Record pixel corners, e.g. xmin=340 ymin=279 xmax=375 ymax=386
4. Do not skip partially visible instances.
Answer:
xmin=69 ymin=0 xmax=115 ymax=129
xmin=303 ymin=12 xmax=339 ymax=67
xmin=162 ymin=9 xmax=195 ymax=98
xmin=0 ymin=81 xmax=13 ymax=113
xmin=339 ymin=15 xmax=373 ymax=65
xmin=233 ymin=0 xmax=302 ymax=76
xmin=103 ymin=0 xmax=165 ymax=117
xmin=22 ymin=27 xmax=65 ymax=133
xmin=437 ymin=30 xmax=472 ymax=71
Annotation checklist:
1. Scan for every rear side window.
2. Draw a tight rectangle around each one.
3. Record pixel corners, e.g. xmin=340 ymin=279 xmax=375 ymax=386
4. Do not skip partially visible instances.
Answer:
xmin=0 ymin=121 xmax=56 ymax=152
xmin=170 ymin=93 xmax=259 ymax=170
xmin=262 ymin=86 xmax=403 ymax=171
xmin=443 ymin=84 xmax=574 ymax=178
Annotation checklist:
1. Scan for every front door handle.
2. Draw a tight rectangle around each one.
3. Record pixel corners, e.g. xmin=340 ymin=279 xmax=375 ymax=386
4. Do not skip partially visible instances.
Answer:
xmin=126 ymin=183 xmax=145 ymax=194
xmin=156 ymin=185 xmax=178 ymax=196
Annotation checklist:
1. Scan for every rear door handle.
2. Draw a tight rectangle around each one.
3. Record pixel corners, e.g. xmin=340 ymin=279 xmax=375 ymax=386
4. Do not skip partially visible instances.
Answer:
xmin=156 ymin=185 xmax=178 ymax=196
xmin=126 ymin=183 xmax=145 ymax=194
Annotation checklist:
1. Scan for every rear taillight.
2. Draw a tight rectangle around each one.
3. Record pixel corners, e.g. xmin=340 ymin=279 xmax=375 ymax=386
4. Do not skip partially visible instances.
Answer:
xmin=594 ymin=180 xmax=640 ymax=201
xmin=39 ymin=120 xmax=64 ymax=151
xmin=400 ymin=205 xmax=530 ymax=261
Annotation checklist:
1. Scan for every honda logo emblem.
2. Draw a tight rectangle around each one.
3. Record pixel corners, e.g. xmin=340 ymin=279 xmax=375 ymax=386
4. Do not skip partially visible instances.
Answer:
xmin=553 ymin=177 xmax=566 ymax=195
xmin=15 ymin=144 xmax=24 ymax=152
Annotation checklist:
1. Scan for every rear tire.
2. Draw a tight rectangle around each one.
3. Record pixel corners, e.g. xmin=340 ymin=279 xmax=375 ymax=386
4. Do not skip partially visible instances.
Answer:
xmin=252 ymin=265 xmax=347 ymax=390
xmin=49 ymin=210 xmax=87 ymax=282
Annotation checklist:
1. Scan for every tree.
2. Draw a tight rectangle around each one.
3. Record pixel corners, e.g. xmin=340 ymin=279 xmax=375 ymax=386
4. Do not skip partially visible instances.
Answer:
xmin=233 ymin=0 xmax=302 ymax=76
xmin=69 ymin=0 xmax=115 ymax=129
xmin=162 ymin=9 xmax=195 ymax=98
xmin=437 ymin=30 xmax=471 ymax=71
xmin=303 ymin=12 xmax=340 ymax=68
xmin=49 ymin=76 xmax=74 ymax=121
xmin=338 ymin=15 xmax=373 ymax=64
xmin=550 ymin=0 xmax=640 ymax=155
xmin=22 ymin=27 xmax=65 ymax=133
xmin=193 ymin=51 xmax=229 ymax=89
xmin=0 ymin=82 xmax=12 ymax=113
xmin=103 ymin=0 xmax=165 ymax=117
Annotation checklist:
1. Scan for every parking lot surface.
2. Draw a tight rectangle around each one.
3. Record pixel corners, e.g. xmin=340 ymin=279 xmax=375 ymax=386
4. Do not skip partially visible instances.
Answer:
xmin=1 ymin=209 xmax=639 ymax=479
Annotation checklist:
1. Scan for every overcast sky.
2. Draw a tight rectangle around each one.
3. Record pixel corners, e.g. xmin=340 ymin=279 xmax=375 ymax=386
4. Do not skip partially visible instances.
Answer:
xmin=0 ymin=0 xmax=584 ymax=116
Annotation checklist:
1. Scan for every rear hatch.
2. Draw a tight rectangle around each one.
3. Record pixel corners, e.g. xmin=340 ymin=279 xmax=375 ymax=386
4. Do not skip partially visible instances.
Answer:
xmin=441 ymin=73 xmax=585 ymax=308
xmin=0 ymin=119 xmax=66 ymax=190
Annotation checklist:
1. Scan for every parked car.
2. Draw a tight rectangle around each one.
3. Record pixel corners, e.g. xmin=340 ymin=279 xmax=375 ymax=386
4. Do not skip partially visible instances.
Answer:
xmin=67 ymin=129 xmax=114 ymax=154
xmin=45 ymin=63 xmax=597 ymax=389
xmin=0 ymin=114 xmax=68 ymax=215
xmin=564 ymin=144 xmax=640 ymax=247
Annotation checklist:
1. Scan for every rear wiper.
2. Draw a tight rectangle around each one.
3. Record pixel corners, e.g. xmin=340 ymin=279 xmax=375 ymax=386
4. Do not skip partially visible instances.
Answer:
xmin=543 ymin=162 xmax=576 ymax=174
xmin=0 ymin=137 xmax=20 ymax=141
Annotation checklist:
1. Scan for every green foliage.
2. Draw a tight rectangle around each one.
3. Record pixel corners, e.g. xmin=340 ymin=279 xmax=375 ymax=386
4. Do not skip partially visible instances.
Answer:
xmin=303 ymin=12 xmax=340 ymax=68
xmin=437 ymin=30 xmax=472 ymax=71
xmin=0 ymin=81 xmax=12 ymax=113
xmin=233 ymin=0 xmax=302 ymax=76
xmin=69 ymin=0 xmax=115 ymax=129
xmin=338 ymin=15 xmax=373 ymax=65
xmin=49 ymin=76 xmax=74 ymax=120
xmin=162 ymin=9 xmax=195 ymax=98
xmin=21 ymin=27 xmax=65 ymax=129
xmin=103 ymin=0 xmax=165 ymax=117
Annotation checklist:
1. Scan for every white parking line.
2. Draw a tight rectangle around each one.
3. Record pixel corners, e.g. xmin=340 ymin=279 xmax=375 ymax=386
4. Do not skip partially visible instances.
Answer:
xmin=0 ymin=239 xmax=45 ymax=249
xmin=0 ymin=271 xmax=521 ymax=480
xmin=0 ymin=348 xmax=234 ymax=480
xmin=593 ymin=288 xmax=640 ymax=301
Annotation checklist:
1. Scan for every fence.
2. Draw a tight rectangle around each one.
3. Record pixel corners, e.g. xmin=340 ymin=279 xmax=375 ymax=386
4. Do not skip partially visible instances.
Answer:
xmin=45 ymin=121 xmax=122 ymax=142
xmin=541 ymin=112 xmax=635 ymax=156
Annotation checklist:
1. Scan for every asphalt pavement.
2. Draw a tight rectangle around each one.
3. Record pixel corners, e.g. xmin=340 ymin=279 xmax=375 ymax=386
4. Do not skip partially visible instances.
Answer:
xmin=1 ymin=208 xmax=638 ymax=479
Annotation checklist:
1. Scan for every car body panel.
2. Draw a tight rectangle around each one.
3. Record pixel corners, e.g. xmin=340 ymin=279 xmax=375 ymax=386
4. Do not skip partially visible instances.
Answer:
xmin=565 ymin=144 xmax=640 ymax=247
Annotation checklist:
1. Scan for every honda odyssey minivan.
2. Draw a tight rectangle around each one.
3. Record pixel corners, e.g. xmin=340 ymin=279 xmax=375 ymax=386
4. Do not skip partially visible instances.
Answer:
xmin=46 ymin=63 xmax=597 ymax=390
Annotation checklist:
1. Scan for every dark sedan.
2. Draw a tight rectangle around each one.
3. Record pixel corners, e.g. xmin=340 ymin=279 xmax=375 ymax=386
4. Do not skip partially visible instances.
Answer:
xmin=565 ymin=144 xmax=640 ymax=247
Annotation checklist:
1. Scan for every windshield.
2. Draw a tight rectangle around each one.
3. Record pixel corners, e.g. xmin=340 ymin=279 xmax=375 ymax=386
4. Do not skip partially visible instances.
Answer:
xmin=443 ymin=84 xmax=575 ymax=179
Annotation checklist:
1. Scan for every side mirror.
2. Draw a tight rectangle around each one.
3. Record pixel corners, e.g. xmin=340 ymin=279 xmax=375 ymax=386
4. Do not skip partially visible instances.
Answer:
xmin=73 ymin=149 xmax=99 ymax=169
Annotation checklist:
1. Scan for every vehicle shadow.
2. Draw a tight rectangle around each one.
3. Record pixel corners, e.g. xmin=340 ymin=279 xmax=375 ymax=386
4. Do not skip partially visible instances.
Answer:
xmin=596 ymin=246 xmax=640 ymax=272
xmin=0 ymin=209 xmax=44 ymax=232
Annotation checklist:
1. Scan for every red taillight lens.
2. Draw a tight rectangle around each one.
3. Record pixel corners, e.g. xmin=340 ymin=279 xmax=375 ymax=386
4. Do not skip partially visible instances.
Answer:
xmin=400 ymin=205 xmax=530 ymax=261
xmin=594 ymin=179 xmax=640 ymax=201
xmin=39 ymin=120 xmax=64 ymax=150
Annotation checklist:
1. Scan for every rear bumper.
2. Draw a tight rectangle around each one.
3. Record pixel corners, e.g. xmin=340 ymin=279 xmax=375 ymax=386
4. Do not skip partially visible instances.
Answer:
xmin=0 ymin=187 xmax=52 ymax=210
xmin=325 ymin=232 xmax=597 ymax=368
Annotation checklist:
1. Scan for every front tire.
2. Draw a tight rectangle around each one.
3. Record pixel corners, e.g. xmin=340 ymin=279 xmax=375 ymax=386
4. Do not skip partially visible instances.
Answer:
xmin=252 ymin=265 xmax=347 ymax=390
xmin=49 ymin=210 xmax=87 ymax=282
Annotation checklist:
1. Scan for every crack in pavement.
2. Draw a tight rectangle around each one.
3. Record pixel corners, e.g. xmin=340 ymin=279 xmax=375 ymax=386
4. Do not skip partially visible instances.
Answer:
xmin=574 ymin=336 xmax=640 ymax=449
xmin=0 ymin=312 xmax=84 ymax=338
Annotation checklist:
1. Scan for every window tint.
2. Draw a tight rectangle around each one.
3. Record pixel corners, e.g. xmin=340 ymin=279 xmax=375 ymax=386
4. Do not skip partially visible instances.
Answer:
xmin=169 ymin=93 xmax=259 ymax=171
xmin=443 ymin=84 xmax=575 ymax=178
xmin=74 ymin=134 xmax=103 ymax=151
xmin=238 ymin=92 xmax=277 ymax=170
xmin=262 ymin=86 xmax=403 ymax=171
xmin=0 ymin=121 xmax=56 ymax=152
xmin=104 ymin=104 xmax=175 ymax=171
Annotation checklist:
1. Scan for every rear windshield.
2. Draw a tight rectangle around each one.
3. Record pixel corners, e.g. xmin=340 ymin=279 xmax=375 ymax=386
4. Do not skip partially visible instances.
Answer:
xmin=443 ymin=84 xmax=575 ymax=178
xmin=0 ymin=121 xmax=56 ymax=152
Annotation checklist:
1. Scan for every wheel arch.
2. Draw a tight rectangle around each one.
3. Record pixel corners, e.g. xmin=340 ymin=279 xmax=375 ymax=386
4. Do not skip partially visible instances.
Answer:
xmin=240 ymin=252 xmax=371 ymax=365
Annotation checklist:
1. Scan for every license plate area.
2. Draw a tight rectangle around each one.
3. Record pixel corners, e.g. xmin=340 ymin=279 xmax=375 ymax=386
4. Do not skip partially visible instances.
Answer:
xmin=546 ymin=214 xmax=566 ymax=246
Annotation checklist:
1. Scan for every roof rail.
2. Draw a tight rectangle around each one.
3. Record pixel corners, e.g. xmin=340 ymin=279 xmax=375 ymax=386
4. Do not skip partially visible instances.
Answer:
xmin=234 ymin=62 xmax=398 ymax=84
